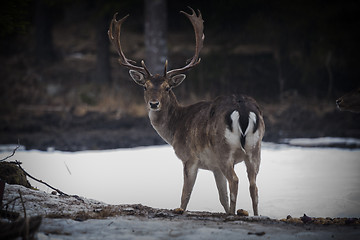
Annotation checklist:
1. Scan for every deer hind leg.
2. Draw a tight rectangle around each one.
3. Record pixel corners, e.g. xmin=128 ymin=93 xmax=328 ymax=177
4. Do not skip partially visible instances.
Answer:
xmin=180 ymin=161 xmax=198 ymax=211
xmin=213 ymin=169 xmax=230 ymax=213
xmin=245 ymin=155 xmax=260 ymax=216
xmin=221 ymin=164 xmax=239 ymax=215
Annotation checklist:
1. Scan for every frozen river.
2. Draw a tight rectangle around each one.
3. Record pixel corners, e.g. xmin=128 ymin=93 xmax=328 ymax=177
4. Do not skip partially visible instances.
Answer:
xmin=1 ymin=141 xmax=359 ymax=219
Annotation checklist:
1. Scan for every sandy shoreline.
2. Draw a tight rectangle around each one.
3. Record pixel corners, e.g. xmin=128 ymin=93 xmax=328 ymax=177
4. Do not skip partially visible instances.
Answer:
xmin=2 ymin=184 xmax=359 ymax=240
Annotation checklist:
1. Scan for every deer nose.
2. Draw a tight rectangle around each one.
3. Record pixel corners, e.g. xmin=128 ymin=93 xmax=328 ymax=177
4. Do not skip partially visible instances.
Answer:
xmin=149 ymin=101 xmax=160 ymax=110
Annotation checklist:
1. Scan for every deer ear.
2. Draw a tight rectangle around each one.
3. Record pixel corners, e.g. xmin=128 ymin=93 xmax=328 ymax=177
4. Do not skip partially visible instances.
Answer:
xmin=129 ymin=70 xmax=146 ymax=86
xmin=169 ymin=74 xmax=186 ymax=88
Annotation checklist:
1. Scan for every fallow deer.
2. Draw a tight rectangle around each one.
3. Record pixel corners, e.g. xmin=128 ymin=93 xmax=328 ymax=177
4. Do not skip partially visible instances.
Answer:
xmin=108 ymin=8 xmax=265 ymax=215
xmin=336 ymin=88 xmax=360 ymax=113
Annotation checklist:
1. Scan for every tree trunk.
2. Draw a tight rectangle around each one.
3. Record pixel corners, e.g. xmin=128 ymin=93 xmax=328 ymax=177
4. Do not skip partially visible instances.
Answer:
xmin=94 ymin=13 xmax=111 ymax=84
xmin=144 ymin=0 xmax=167 ymax=74
xmin=326 ymin=51 xmax=333 ymax=99
xmin=34 ymin=0 xmax=57 ymax=64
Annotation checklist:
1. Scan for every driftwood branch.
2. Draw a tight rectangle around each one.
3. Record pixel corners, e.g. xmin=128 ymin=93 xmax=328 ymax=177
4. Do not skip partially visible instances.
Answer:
xmin=2 ymin=144 xmax=83 ymax=201
xmin=12 ymin=161 xmax=70 ymax=197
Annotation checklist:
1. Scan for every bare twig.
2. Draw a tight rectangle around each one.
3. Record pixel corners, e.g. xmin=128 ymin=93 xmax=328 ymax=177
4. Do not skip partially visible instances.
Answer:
xmin=3 ymin=196 xmax=21 ymax=211
xmin=18 ymin=190 xmax=27 ymax=219
xmin=0 ymin=140 xmax=20 ymax=162
xmin=3 ymin=144 xmax=83 ymax=202
xmin=64 ymin=161 xmax=72 ymax=175
xmin=0 ymin=180 xmax=4 ymax=208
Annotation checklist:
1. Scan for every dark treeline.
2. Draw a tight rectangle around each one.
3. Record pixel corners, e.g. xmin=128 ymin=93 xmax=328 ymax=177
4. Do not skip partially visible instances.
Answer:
xmin=1 ymin=0 xmax=359 ymax=107
xmin=170 ymin=0 xmax=360 ymax=100
xmin=1 ymin=0 xmax=360 ymax=149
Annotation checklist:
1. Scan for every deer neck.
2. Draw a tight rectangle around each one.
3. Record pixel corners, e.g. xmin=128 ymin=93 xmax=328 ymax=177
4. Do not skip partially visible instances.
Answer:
xmin=148 ymin=91 xmax=181 ymax=145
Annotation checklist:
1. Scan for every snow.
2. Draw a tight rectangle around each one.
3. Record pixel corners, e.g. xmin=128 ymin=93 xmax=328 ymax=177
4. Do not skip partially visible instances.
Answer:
xmin=34 ymin=217 xmax=353 ymax=240
xmin=1 ymin=142 xmax=359 ymax=219
xmin=2 ymin=140 xmax=360 ymax=240
xmin=282 ymin=137 xmax=360 ymax=148
xmin=0 ymin=144 xmax=26 ymax=152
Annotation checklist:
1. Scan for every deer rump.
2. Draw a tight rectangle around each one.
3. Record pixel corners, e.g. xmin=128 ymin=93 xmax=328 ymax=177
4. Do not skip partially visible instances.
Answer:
xmin=225 ymin=104 xmax=259 ymax=150
xmin=171 ymin=94 xmax=262 ymax=161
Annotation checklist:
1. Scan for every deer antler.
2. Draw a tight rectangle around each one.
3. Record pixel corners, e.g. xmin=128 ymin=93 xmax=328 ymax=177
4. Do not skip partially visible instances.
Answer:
xmin=166 ymin=7 xmax=204 ymax=77
xmin=108 ymin=13 xmax=152 ymax=77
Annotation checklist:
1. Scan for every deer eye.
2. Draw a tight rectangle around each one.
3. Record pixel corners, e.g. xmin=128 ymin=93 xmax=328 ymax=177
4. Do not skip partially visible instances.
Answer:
xmin=165 ymin=87 xmax=171 ymax=92
xmin=143 ymin=86 xmax=147 ymax=91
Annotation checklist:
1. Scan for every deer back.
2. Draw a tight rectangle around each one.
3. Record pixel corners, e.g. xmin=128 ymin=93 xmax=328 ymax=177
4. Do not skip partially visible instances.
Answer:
xmin=152 ymin=94 xmax=264 ymax=168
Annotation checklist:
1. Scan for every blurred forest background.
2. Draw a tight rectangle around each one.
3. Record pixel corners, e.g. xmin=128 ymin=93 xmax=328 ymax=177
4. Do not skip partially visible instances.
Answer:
xmin=0 ymin=0 xmax=359 ymax=151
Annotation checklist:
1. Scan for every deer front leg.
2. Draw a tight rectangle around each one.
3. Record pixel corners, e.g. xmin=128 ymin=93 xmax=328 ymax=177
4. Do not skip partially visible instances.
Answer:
xmin=180 ymin=161 xmax=198 ymax=211
xmin=213 ymin=169 xmax=230 ymax=213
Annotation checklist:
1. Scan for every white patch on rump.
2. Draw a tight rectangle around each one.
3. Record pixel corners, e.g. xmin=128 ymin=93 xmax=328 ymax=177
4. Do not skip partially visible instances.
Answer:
xmin=249 ymin=112 xmax=257 ymax=128
xmin=244 ymin=112 xmax=260 ymax=151
xmin=240 ymin=112 xmax=256 ymax=136
xmin=224 ymin=111 xmax=241 ymax=147
xmin=224 ymin=111 xmax=260 ymax=152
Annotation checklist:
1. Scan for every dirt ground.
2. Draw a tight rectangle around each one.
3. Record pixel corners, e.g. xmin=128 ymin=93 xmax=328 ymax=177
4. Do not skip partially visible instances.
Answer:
xmin=2 ymin=184 xmax=360 ymax=240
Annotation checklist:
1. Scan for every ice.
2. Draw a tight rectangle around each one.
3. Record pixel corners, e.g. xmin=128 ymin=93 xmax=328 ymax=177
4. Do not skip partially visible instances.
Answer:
xmin=282 ymin=137 xmax=360 ymax=148
xmin=1 ymin=142 xmax=359 ymax=219
xmin=2 ymin=143 xmax=360 ymax=240
xmin=0 ymin=144 xmax=25 ymax=152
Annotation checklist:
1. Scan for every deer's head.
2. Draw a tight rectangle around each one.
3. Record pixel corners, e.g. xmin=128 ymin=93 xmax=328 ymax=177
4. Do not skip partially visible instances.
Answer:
xmin=108 ymin=8 xmax=204 ymax=111
xmin=336 ymin=88 xmax=360 ymax=113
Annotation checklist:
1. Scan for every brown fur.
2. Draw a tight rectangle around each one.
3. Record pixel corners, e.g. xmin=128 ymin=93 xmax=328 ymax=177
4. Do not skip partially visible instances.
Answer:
xmin=109 ymin=8 xmax=265 ymax=215
xmin=142 ymin=79 xmax=265 ymax=215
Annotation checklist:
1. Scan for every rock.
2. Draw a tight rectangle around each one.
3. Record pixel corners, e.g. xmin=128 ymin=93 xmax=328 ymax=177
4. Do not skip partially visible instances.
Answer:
xmin=248 ymin=231 xmax=266 ymax=236
xmin=122 ymin=207 xmax=135 ymax=215
xmin=0 ymin=162 xmax=31 ymax=188
xmin=300 ymin=214 xmax=313 ymax=224
xmin=282 ymin=217 xmax=303 ymax=224
xmin=173 ymin=208 xmax=184 ymax=215
xmin=154 ymin=211 xmax=172 ymax=218
xmin=237 ymin=209 xmax=249 ymax=217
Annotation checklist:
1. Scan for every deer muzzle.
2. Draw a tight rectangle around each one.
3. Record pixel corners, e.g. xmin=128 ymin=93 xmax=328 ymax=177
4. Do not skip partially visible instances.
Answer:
xmin=149 ymin=100 xmax=161 ymax=111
